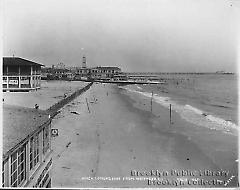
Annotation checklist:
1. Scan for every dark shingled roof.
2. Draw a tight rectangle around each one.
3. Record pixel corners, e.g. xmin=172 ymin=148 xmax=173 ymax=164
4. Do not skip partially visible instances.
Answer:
xmin=3 ymin=105 xmax=49 ymax=158
xmin=3 ymin=57 xmax=44 ymax=66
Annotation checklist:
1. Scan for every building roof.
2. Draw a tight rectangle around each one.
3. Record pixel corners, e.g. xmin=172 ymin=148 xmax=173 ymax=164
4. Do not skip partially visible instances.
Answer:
xmin=3 ymin=105 xmax=49 ymax=158
xmin=3 ymin=57 xmax=44 ymax=66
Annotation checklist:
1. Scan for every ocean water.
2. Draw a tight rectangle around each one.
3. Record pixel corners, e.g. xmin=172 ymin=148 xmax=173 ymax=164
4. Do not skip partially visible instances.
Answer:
xmin=119 ymin=74 xmax=238 ymax=133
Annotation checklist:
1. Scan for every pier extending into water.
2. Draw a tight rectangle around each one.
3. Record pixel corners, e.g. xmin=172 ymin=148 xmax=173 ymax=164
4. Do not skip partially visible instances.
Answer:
xmin=124 ymin=72 xmax=234 ymax=75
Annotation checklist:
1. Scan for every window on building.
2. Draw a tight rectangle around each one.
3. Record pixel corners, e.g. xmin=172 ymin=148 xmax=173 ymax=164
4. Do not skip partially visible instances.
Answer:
xmin=18 ymin=146 xmax=26 ymax=185
xmin=3 ymin=65 xmax=7 ymax=75
xmin=40 ymin=172 xmax=50 ymax=187
xmin=43 ymin=125 xmax=50 ymax=154
xmin=3 ymin=76 xmax=7 ymax=88
xmin=34 ymin=134 xmax=40 ymax=165
xmin=30 ymin=138 xmax=33 ymax=170
xmin=8 ymin=76 xmax=19 ymax=88
xmin=20 ymin=65 xmax=31 ymax=75
xmin=10 ymin=144 xmax=26 ymax=187
xmin=30 ymin=133 xmax=40 ymax=170
xmin=20 ymin=76 xmax=31 ymax=88
xmin=10 ymin=151 xmax=17 ymax=187
xmin=8 ymin=65 xmax=19 ymax=75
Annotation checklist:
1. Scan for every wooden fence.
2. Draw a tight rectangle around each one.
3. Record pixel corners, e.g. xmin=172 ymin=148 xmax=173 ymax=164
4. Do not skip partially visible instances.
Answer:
xmin=47 ymin=82 xmax=93 ymax=117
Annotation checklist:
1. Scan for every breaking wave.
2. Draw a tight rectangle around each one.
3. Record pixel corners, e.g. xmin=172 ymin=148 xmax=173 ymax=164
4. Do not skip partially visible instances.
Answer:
xmin=119 ymin=86 xmax=238 ymax=133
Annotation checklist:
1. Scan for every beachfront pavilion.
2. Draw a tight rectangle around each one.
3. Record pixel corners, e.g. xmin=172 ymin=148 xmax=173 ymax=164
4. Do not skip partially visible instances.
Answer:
xmin=3 ymin=57 xmax=44 ymax=92
xmin=90 ymin=66 xmax=121 ymax=80
xmin=75 ymin=68 xmax=91 ymax=79
xmin=2 ymin=105 xmax=52 ymax=188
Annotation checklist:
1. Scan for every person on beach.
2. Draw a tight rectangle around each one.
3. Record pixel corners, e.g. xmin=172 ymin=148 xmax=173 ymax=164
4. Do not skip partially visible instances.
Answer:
xmin=35 ymin=104 xmax=39 ymax=109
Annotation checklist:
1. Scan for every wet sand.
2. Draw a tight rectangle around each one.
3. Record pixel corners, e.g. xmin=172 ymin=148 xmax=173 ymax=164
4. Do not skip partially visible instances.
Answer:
xmin=51 ymin=83 xmax=238 ymax=188
xmin=122 ymin=85 xmax=238 ymax=183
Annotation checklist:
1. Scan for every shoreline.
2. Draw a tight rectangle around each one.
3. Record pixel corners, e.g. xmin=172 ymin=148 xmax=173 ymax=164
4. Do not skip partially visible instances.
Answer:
xmin=120 ymin=84 xmax=238 ymax=134
xmin=140 ymin=75 xmax=238 ymax=125
xmin=117 ymin=85 xmax=238 ymax=187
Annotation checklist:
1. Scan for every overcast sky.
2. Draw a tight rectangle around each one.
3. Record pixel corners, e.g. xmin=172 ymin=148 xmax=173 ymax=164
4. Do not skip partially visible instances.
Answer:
xmin=3 ymin=0 xmax=239 ymax=72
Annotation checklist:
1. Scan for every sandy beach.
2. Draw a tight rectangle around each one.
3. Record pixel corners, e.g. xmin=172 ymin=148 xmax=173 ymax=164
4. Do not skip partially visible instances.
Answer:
xmin=3 ymin=80 xmax=89 ymax=110
xmin=4 ymin=1 xmax=238 ymax=188
xmin=51 ymin=83 xmax=238 ymax=188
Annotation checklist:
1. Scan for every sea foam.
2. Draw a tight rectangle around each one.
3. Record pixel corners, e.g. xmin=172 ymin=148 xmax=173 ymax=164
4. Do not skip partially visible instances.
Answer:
xmin=184 ymin=105 xmax=204 ymax=115
xmin=136 ymin=85 xmax=143 ymax=90
xmin=119 ymin=86 xmax=238 ymax=133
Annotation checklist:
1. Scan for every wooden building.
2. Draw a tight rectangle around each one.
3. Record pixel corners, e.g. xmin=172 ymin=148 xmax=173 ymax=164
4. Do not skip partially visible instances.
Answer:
xmin=2 ymin=105 xmax=52 ymax=188
xmin=90 ymin=66 xmax=121 ymax=80
xmin=3 ymin=57 xmax=43 ymax=92
xmin=75 ymin=68 xmax=91 ymax=79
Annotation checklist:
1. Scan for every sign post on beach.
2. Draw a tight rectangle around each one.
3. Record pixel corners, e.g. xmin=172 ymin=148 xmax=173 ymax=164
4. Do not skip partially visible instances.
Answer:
xmin=51 ymin=129 xmax=59 ymax=137
xmin=150 ymin=91 xmax=153 ymax=113
xmin=85 ymin=98 xmax=91 ymax=113
xmin=170 ymin=104 xmax=172 ymax=125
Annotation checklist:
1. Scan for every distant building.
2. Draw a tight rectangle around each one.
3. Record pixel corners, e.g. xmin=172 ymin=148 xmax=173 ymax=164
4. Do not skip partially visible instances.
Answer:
xmin=3 ymin=57 xmax=43 ymax=92
xmin=74 ymin=55 xmax=89 ymax=79
xmin=55 ymin=63 xmax=65 ymax=69
xmin=74 ymin=66 xmax=121 ymax=80
xmin=2 ymin=105 xmax=52 ymax=188
xmin=90 ymin=66 xmax=121 ymax=80
xmin=65 ymin=71 xmax=74 ymax=80
xmin=113 ymin=73 xmax=128 ymax=81
xmin=75 ymin=68 xmax=91 ymax=79
xmin=41 ymin=67 xmax=54 ymax=80
xmin=38 ymin=55 xmax=124 ymax=81
xmin=41 ymin=67 xmax=71 ymax=80
xmin=52 ymin=68 xmax=69 ymax=79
